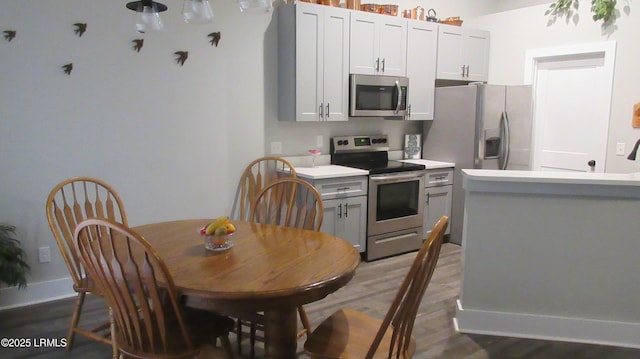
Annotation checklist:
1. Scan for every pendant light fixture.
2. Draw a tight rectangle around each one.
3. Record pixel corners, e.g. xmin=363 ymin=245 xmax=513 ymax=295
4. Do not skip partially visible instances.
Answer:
xmin=182 ymin=0 xmax=214 ymax=23
xmin=238 ymin=0 xmax=273 ymax=13
xmin=126 ymin=0 xmax=168 ymax=33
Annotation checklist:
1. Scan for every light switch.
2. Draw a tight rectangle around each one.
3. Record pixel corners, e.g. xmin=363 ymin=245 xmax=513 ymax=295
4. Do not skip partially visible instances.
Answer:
xmin=38 ymin=246 xmax=51 ymax=263
xmin=616 ymin=142 xmax=625 ymax=156
xmin=270 ymin=142 xmax=282 ymax=154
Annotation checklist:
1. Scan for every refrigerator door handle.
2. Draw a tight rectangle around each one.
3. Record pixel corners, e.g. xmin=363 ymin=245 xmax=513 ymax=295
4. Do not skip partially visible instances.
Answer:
xmin=500 ymin=111 xmax=511 ymax=170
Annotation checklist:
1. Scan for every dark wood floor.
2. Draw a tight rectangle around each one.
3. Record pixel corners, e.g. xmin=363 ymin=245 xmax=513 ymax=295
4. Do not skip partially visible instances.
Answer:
xmin=2 ymin=243 xmax=639 ymax=359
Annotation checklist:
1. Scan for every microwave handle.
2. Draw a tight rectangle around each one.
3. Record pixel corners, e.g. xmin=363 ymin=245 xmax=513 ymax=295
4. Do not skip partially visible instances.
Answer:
xmin=394 ymin=80 xmax=402 ymax=114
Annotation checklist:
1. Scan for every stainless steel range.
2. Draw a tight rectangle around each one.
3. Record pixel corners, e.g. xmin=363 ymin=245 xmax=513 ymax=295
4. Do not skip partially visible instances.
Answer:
xmin=331 ymin=135 xmax=426 ymax=261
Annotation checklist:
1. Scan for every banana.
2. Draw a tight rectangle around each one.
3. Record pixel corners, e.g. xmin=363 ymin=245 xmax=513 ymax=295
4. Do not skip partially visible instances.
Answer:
xmin=205 ymin=216 xmax=229 ymax=235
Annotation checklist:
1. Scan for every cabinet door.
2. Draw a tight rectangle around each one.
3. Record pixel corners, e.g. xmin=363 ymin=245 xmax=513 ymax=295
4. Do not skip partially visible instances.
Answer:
xmin=377 ymin=17 xmax=407 ymax=76
xmin=296 ymin=3 xmax=324 ymax=121
xmin=436 ymin=25 xmax=465 ymax=80
xmin=424 ymin=185 xmax=452 ymax=238
xmin=322 ymin=7 xmax=350 ymax=121
xmin=349 ymin=12 xmax=379 ymax=75
xmin=436 ymin=25 xmax=489 ymax=82
xmin=320 ymin=198 xmax=340 ymax=237
xmin=463 ymin=29 xmax=489 ymax=82
xmin=342 ymin=196 xmax=367 ymax=253
xmin=406 ymin=20 xmax=437 ymax=120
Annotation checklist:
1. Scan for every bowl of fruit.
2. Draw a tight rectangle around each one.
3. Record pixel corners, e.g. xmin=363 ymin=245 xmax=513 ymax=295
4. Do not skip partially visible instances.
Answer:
xmin=200 ymin=216 xmax=236 ymax=252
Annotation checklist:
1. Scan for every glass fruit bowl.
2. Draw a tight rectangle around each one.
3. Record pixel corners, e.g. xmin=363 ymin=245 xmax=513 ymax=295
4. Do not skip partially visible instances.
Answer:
xmin=203 ymin=232 xmax=234 ymax=252
xmin=200 ymin=217 xmax=236 ymax=252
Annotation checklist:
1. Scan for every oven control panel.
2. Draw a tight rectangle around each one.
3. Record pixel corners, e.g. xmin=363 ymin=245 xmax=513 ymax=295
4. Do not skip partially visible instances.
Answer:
xmin=331 ymin=135 xmax=389 ymax=153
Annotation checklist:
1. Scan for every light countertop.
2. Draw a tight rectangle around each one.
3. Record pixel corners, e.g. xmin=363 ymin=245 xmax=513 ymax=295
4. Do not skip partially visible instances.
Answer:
xmin=293 ymin=165 xmax=369 ymax=180
xmin=463 ymin=169 xmax=640 ymax=187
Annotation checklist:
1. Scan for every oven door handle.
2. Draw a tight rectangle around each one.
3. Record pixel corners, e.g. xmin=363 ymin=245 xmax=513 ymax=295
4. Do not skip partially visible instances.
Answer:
xmin=370 ymin=171 xmax=425 ymax=183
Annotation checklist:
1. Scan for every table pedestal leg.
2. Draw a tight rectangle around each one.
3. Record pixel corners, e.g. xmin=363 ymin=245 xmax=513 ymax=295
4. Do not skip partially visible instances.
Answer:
xmin=264 ymin=307 xmax=298 ymax=359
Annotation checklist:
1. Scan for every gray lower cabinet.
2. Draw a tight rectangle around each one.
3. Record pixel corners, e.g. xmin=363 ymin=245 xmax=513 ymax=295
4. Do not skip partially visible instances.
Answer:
xmin=320 ymin=196 xmax=367 ymax=253
xmin=424 ymin=168 xmax=453 ymax=237
xmin=304 ymin=176 xmax=368 ymax=253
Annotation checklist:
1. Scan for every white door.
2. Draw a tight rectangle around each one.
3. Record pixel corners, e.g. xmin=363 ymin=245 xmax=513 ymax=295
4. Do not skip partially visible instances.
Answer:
xmin=525 ymin=42 xmax=616 ymax=173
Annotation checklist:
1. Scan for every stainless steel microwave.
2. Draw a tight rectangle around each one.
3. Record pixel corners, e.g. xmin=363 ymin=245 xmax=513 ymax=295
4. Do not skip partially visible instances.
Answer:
xmin=349 ymin=74 xmax=409 ymax=117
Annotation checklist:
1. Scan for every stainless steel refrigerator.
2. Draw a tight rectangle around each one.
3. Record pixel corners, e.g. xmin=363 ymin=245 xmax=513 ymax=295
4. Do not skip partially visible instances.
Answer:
xmin=422 ymin=84 xmax=533 ymax=245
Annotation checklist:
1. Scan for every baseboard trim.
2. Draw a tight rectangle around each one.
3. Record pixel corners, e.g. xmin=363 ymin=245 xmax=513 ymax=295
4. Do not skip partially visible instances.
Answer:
xmin=0 ymin=277 xmax=75 ymax=310
xmin=454 ymin=299 xmax=640 ymax=349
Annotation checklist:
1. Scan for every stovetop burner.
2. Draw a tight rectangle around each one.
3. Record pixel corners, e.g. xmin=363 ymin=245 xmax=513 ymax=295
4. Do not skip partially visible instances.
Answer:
xmin=344 ymin=160 xmax=425 ymax=174
xmin=330 ymin=135 xmax=425 ymax=174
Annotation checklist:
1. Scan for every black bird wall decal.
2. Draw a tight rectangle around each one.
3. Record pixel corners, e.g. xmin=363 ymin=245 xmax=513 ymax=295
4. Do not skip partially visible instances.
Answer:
xmin=3 ymin=30 xmax=16 ymax=42
xmin=174 ymin=51 xmax=188 ymax=66
xmin=208 ymin=32 xmax=221 ymax=47
xmin=132 ymin=39 xmax=144 ymax=52
xmin=73 ymin=23 xmax=87 ymax=37
xmin=62 ymin=63 xmax=73 ymax=75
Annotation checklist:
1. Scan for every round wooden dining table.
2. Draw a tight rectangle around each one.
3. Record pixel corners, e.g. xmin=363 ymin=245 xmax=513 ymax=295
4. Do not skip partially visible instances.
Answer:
xmin=133 ymin=219 xmax=361 ymax=359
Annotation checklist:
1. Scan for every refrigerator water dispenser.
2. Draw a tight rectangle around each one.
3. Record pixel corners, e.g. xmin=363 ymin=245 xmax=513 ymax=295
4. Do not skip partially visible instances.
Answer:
xmin=484 ymin=128 xmax=501 ymax=159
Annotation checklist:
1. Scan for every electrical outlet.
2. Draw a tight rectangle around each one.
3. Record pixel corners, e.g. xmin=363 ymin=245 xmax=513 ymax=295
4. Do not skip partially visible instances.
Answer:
xmin=270 ymin=141 xmax=282 ymax=154
xmin=616 ymin=142 xmax=625 ymax=156
xmin=38 ymin=246 xmax=51 ymax=263
xmin=316 ymin=135 xmax=323 ymax=148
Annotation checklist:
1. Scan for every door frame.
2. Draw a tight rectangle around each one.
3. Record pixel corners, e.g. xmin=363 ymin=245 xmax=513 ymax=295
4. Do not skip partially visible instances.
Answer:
xmin=523 ymin=41 xmax=616 ymax=172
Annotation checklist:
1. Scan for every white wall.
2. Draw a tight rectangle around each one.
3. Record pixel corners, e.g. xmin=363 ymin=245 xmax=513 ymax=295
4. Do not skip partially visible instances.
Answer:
xmin=0 ymin=0 xmax=268 ymax=306
xmin=468 ymin=3 xmax=640 ymax=173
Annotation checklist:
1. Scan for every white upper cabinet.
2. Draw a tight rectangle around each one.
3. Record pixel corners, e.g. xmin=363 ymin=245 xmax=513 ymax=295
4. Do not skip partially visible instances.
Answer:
xmin=405 ymin=20 xmax=437 ymax=120
xmin=278 ymin=3 xmax=349 ymax=121
xmin=436 ymin=25 xmax=489 ymax=82
xmin=350 ymin=11 xmax=407 ymax=76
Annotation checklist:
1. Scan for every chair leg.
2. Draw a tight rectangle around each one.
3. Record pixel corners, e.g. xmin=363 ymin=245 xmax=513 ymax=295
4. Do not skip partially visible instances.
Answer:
xmin=66 ymin=292 xmax=86 ymax=351
xmin=109 ymin=307 xmax=118 ymax=359
xmin=250 ymin=321 xmax=256 ymax=359
xmin=220 ymin=334 xmax=235 ymax=359
xmin=296 ymin=306 xmax=311 ymax=339
xmin=236 ymin=319 xmax=242 ymax=354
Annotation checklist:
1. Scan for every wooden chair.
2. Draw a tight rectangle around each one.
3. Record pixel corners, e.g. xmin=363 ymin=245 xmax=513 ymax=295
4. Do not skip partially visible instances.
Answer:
xmin=46 ymin=177 xmax=127 ymax=356
xmin=235 ymin=177 xmax=324 ymax=357
xmin=74 ymin=218 xmax=236 ymax=359
xmin=250 ymin=177 xmax=324 ymax=231
xmin=237 ymin=156 xmax=297 ymax=221
xmin=304 ymin=216 xmax=449 ymax=359
xmin=233 ymin=157 xmax=297 ymax=356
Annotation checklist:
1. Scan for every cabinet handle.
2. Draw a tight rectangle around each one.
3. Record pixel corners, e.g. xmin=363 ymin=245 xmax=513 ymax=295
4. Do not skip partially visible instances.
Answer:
xmin=461 ymin=65 xmax=465 ymax=77
xmin=336 ymin=187 xmax=350 ymax=192
xmin=465 ymin=65 xmax=470 ymax=77
xmin=426 ymin=192 xmax=430 ymax=205
xmin=326 ymin=103 xmax=330 ymax=119
xmin=338 ymin=203 xmax=342 ymax=219
xmin=344 ymin=202 xmax=348 ymax=218
xmin=319 ymin=103 xmax=324 ymax=120
xmin=376 ymin=58 xmax=380 ymax=72
xmin=408 ymin=104 xmax=412 ymax=116
xmin=381 ymin=58 xmax=385 ymax=72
